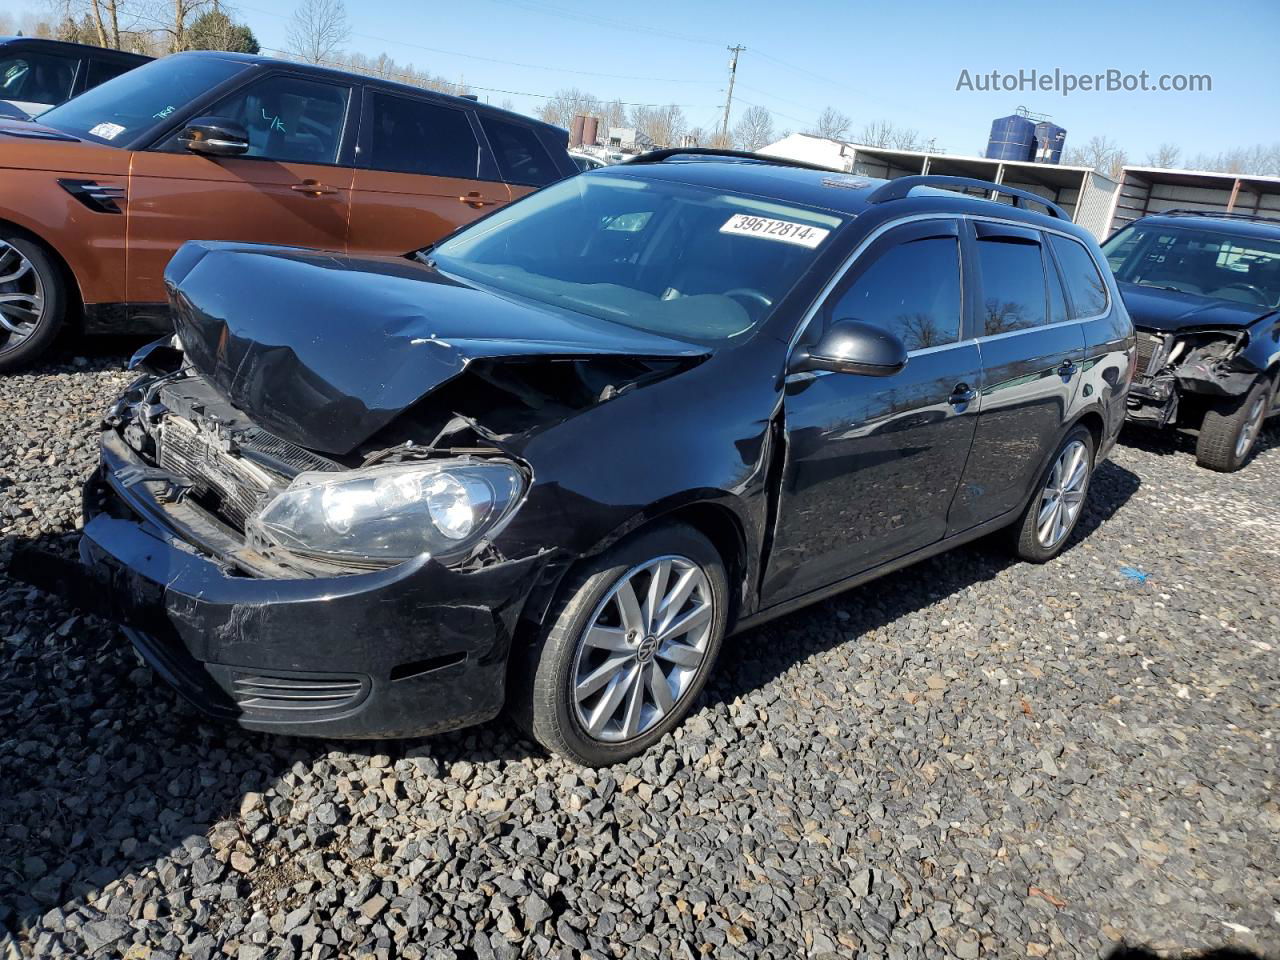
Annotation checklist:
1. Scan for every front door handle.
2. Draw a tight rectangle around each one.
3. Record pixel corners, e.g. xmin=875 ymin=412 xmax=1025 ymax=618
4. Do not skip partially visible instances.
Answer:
xmin=949 ymin=383 xmax=978 ymax=406
xmin=458 ymin=191 xmax=494 ymax=208
xmin=1057 ymin=359 xmax=1078 ymax=377
xmin=291 ymin=180 xmax=338 ymax=196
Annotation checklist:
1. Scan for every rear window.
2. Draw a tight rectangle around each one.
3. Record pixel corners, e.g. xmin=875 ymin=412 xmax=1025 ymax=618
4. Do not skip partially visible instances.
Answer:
xmin=367 ymin=93 xmax=481 ymax=179
xmin=481 ymin=116 xmax=560 ymax=186
xmin=1049 ymin=234 xmax=1109 ymax=317
xmin=976 ymin=238 xmax=1048 ymax=334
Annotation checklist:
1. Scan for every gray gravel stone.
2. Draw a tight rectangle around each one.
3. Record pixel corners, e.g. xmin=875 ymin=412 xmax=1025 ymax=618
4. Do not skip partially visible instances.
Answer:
xmin=2 ymin=350 xmax=1278 ymax=959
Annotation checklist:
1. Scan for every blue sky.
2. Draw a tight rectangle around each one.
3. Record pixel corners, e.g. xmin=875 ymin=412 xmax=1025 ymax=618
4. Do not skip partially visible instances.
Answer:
xmin=19 ymin=0 xmax=1278 ymax=158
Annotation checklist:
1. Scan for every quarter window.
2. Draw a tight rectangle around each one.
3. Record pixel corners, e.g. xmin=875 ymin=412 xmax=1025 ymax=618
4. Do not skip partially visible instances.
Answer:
xmin=481 ymin=116 xmax=560 ymax=186
xmin=207 ymin=75 xmax=350 ymax=164
xmin=1049 ymin=234 xmax=1109 ymax=317
xmin=976 ymin=238 xmax=1047 ymax=335
xmin=829 ymin=235 xmax=962 ymax=350
xmin=86 ymin=58 xmax=136 ymax=89
xmin=367 ymin=93 xmax=481 ymax=179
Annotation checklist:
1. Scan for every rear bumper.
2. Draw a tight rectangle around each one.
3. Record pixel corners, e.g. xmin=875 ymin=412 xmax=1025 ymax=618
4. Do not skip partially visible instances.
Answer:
xmin=79 ymin=439 xmax=547 ymax=739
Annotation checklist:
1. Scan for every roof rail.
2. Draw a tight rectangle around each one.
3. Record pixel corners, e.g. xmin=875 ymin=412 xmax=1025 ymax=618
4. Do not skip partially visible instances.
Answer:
xmin=867 ymin=175 xmax=1069 ymax=221
xmin=625 ymin=147 xmax=840 ymax=173
xmin=1150 ymin=208 xmax=1280 ymax=225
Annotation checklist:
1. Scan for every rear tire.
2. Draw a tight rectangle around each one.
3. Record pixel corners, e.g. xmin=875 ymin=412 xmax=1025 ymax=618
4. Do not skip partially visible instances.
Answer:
xmin=1012 ymin=425 xmax=1095 ymax=563
xmin=1195 ymin=375 xmax=1272 ymax=472
xmin=512 ymin=523 xmax=728 ymax=766
xmin=0 ymin=235 xmax=68 ymax=373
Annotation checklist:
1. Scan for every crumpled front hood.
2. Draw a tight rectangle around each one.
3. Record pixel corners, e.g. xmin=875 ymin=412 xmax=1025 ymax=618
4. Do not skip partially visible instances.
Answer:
xmin=1118 ymin=281 xmax=1271 ymax=333
xmin=164 ymin=242 xmax=708 ymax=455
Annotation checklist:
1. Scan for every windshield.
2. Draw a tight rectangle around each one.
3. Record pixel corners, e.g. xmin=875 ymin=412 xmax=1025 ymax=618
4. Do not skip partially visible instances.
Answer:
xmin=1103 ymin=222 xmax=1280 ymax=310
xmin=430 ymin=173 xmax=844 ymax=341
xmin=37 ymin=55 xmax=249 ymax=145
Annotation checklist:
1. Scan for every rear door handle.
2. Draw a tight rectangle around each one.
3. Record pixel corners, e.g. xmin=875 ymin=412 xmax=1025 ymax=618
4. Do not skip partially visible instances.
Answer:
xmin=1057 ymin=360 xmax=1078 ymax=377
xmin=458 ymin=192 xmax=494 ymax=208
xmin=949 ymin=383 xmax=978 ymax=406
xmin=291 ymin=180 xmax=339 ymax=196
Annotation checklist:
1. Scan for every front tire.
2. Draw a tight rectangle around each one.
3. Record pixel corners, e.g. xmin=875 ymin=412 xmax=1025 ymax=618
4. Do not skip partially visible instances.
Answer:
xmin=1195 ymin=375 xmax=1272 ymax=472
xmin=1012 ymin=425 xmax=1095 ymax=563
xmin=514 ymin=523 xmax=728 ymax=766
xmin=0 ymin=235 xmax=68 ymax=373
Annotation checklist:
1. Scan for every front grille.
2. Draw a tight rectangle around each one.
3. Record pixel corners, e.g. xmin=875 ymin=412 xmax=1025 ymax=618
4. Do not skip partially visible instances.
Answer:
xmin=231 ymin=671 xmax=368 ymax=713
xmin=156 ymin=416 xmax=273 ymax=528
xmin=1134 ymin=332 xmax=1166 ymax=378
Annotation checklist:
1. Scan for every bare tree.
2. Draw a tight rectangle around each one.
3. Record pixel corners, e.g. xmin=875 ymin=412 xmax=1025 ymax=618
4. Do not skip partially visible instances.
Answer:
xmin=637 ymin=104 xmax=686 ymax=148
xmin=810 ymin=106 xmax=851 ymax=140
xmin=1145 ymin=143 xmax=1182 ymax=169
xmin=733 ymin=105 xmax=774 ymax=152
xmin=286 ymin=0 xmax=349 ymax=65
xmin=538 ymin=88 xmax=602 ymax=129
xmin=854 ymin=119 xmax=925 ymax=151
xmin=1064 ymin=135 xmax=1127 ymax=178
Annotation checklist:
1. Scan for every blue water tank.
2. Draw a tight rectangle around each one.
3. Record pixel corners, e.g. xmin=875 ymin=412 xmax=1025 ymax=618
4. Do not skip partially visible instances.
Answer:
xmin=986 ymin=114 xmax=1036 ymax=162
xmin=1034 ymin=122 xmax=1067 ymax=164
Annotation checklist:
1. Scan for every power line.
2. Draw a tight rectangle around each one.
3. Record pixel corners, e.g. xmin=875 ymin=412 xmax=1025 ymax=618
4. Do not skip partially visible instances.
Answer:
xmin=483 ymin=0 xmax=720 ymax=47
xmin=255 ymin=46 xmax=716 ymax=109
xmin=237 ymin=2 xmax=721 ymax=85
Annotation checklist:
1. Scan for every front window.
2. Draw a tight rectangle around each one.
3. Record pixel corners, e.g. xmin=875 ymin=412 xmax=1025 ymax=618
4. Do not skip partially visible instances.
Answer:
xmin=1 ymin=51 xmax=77 ymax=107
xmin=429 ymin=173 xmax=845 ymax=342
xmin=36 ymin=54 xmax=249 ymax=145
xmin=1103 ymin=223 xmax=1280 ymax=310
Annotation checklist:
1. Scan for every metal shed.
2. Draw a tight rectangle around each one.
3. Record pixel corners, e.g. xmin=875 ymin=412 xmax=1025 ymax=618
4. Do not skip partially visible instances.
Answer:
xmin=1107 ymin=166 xmax=1280 ymax=234
xmin=760 ymin=134 xmax=1118 ymax=238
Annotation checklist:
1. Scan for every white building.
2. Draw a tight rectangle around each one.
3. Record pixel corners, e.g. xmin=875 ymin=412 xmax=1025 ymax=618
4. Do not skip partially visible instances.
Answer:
xmin=760 ymin=133 xmax=1118 ymax=239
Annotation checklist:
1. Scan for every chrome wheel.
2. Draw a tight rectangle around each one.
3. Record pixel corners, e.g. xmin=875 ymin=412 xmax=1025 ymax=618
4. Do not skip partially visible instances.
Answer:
xmin=1036 ymin=439 xmax=1089 ymax=549
xmin=0 ymin=240 xmax=45 ymax=357
xmin=571 ymin=555 xmax=713 ymax=743
xmin=1235 ymin=394 xmax=1267 ymax=460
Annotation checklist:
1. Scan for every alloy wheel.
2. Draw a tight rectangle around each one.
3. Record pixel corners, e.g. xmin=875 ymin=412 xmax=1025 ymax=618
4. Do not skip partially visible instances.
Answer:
xmin=571 ymin=555 xmax=714 ymax=743
xmin=1235 ymin=394 xmax=1267 ymax=460
xmin=0 ymin=240 xmax=45 ymax=357
xmin=1035 ymin=439 xmax=1089 ymax=549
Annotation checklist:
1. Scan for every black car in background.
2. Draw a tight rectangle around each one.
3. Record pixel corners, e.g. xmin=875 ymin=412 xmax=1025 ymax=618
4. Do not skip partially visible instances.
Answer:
xmin=0 ymin=37 xmax=150 ymax=119
xmin=81 ymin=154 xmax=1134 ymax=764
xmin=1105 ymin=210 xmax=1280 ymax=471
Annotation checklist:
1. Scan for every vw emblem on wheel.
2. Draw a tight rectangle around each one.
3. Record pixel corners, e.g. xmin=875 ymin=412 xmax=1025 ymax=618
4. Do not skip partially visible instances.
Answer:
xmin=636 ymin=635 xmax=658 ymax=663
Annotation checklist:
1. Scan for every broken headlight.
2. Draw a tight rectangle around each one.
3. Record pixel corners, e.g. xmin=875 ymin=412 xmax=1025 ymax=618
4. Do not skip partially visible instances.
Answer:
xmin=247 ymin=460 xmax=525 ymax=564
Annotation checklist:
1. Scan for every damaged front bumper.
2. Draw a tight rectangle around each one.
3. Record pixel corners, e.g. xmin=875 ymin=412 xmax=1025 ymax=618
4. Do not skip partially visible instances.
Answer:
xmin=1125 ymin=327 xmax=1257 ymax=428
xmin=80 ymin=430 xmax=548 ymax=739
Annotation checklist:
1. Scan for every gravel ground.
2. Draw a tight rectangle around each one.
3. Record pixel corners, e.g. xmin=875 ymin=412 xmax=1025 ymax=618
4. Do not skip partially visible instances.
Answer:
xmin=1 ymin=347 xmax=1277 ymax=960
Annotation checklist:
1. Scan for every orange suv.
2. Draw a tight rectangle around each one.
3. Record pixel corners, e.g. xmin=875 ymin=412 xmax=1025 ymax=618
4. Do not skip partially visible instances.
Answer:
xmin=0 ymin=51 xmax=576 ymax=370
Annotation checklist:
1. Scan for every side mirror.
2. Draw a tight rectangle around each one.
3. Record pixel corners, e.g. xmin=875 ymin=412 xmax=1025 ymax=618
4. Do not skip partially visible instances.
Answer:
xmin=790 ymin=319 xmax=908 ymax=377
xmin=178 ymin=116 xmax=250 ymax=157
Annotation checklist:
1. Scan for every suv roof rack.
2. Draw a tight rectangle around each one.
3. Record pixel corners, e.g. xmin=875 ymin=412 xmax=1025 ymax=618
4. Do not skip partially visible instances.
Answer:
xmin=867 ymin=175 xmax=1069 ymax=221
xmin=1149 ymin=208 xmax=1280 ymax=225
xmin=625 ymin=147 xmax=839 ymax=174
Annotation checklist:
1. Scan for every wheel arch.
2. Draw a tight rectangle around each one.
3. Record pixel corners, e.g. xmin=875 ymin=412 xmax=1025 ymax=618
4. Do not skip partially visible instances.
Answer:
xmin=0 ymin=216 xmax=85 ymax=324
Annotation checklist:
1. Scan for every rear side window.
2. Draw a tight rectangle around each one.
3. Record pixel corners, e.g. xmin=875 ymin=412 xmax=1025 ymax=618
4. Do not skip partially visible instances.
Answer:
xmin=208 ymin=74 xmax=350 ymax=164
xmin=367 ymin=93 xmax=480 ymax=179
xmin=1049 ymin=234 xmax=1109 ymax=317
xmin=481 ymin=116 xmax=560 ymax=186
xmin=976 ymin=238 xmax=1047 ymax=334
xmin=829 ymin=236 xmax=962 ymax=350
xmin=0 ymin=52 xmax=77 ymax=105
xmin=86 ymin=58 xmax=136 ymax=89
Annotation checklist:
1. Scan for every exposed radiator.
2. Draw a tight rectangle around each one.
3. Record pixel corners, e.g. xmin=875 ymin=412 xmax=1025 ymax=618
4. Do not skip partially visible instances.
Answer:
xmin=1134 ymin=332 xmax=1166 ymax=378
xmin=156 ymin=416 xmax=272 ymax=528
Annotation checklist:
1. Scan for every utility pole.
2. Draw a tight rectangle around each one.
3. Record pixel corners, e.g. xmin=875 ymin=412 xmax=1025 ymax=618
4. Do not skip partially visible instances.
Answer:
xmin=720 ymin=45 xmax=745 ymax=143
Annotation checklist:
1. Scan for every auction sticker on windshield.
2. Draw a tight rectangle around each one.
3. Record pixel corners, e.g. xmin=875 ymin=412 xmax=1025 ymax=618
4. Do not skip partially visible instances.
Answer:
xmin=88 ymin=122 xmax=126 ymax=140
xmin=720 ymin=213 xmax=831 ymax=249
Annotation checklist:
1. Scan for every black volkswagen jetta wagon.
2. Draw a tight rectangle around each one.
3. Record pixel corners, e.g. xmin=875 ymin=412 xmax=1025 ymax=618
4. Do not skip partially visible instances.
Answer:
xmin=82 ymin=150 xmax=1135 ymax=765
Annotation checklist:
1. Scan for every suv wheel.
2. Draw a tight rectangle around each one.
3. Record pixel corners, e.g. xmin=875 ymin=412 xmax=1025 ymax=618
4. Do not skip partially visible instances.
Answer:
xmin=0 ymin=235 xmax=68 ymax=373
xmin=1012 ymin=425 xmax=1095 ymax=563
xmin=1195 ymin=375 xmax=1272 ymax=472
xmin=515 ymin=523 xmax=727 ymax=765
